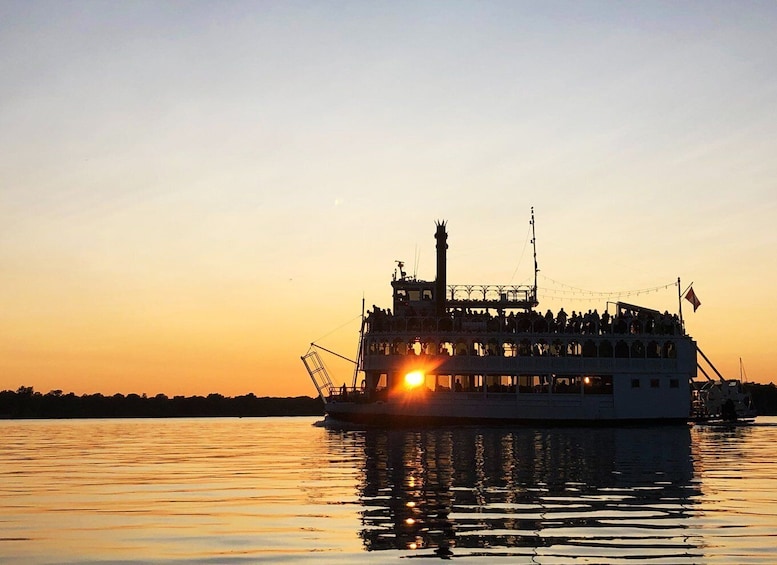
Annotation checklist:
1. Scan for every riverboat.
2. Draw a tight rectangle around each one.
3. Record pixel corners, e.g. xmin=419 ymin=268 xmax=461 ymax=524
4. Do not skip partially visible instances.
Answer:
xmin=302 ymin=214 xmax=755 ymax=425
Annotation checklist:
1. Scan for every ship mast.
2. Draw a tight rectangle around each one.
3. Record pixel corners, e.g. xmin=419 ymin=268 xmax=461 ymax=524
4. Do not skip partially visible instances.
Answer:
xmin=351 ymin=297 xmax=366 ymax=388
xmin=530 ymin=207 xmax=538 ymax=302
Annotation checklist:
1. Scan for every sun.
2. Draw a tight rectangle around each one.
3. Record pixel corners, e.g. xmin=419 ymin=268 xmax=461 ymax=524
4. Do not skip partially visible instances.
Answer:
xmin=404 ymin=371 xmax=425 ymax=389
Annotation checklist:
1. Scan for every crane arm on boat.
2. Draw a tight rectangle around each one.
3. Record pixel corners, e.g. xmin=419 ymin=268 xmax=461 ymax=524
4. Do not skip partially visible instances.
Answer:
xmin=308 ymin=343 xmax=357 ymax=365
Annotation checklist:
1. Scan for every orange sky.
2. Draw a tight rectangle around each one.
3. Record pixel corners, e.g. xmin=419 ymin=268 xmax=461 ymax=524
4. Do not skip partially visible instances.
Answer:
xmin=2 ymin=3 xmax=776 ymax=397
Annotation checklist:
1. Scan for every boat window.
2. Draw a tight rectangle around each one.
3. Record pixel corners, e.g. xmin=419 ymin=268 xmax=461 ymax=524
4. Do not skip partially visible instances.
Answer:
xmin=650 ymin=378 xmax=660 ymax=388
xmin=486 ymin=339 xmax=500 ymax=356
xmin=553 ymin=376 xmax=580 ymax=394
xmin=670 ymin=379 xmax=679 ymax=388
xmin=583 ymin=375 xmax=613 ymax=395
xmin=631 ymin=378 xmax=640 ymax=388
xmin=434 ymin=374 xmax=452 ymax=392
xmin=455 ymin=374 xmax=476 ymax=391
xmin=486 ymin=375 xmax=513 ymax=393
xmin=599 ymin=340 xmax=613 ymax=357
xmin=369 ymin=339 xmax=390 ymax=355
xmin=517 ymin=375 xmax=540 ymax=393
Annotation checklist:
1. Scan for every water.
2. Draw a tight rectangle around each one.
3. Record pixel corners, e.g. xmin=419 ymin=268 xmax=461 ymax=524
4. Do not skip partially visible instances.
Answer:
xmin=1 ymin=417 xmax=777 ymax=564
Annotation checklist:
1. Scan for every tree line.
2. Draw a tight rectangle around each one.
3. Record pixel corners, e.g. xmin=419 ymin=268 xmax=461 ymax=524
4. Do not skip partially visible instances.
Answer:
xmin=2 ymin=383 xmax=776 ymax=419
xmin=742 ymin=382 xmax=777 ymax=415
xmin=0 ymin=387 xmax=324 ymax=419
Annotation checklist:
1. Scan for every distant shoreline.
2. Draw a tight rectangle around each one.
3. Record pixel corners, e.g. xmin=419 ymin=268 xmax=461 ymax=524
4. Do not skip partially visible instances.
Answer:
xmin=2 ymin=384 xmax=776 ymax=418
xmin=0 ymin=388 xmax=324 ymax=419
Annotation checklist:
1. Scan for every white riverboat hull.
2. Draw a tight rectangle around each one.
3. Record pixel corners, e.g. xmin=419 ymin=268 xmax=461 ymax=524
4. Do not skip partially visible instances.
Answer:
xmin=325 ymin=406 xmax=689 ymax=426
xmin=324 ymin=380 xmax=690 ymax=426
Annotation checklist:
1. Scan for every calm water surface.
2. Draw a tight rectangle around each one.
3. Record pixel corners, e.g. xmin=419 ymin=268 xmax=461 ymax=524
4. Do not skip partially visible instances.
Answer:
xmin=1 ymin=417 xmax=777 ymax=564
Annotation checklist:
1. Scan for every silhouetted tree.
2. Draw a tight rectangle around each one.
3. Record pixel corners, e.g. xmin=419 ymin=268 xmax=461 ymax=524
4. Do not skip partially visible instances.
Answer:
xmin=0 ymin=387 xmax=324 ymax=419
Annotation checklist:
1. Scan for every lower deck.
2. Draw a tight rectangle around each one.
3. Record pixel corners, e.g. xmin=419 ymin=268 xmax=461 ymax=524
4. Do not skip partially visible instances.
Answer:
xmin=326 ymin=371 xmax=691 ymax=423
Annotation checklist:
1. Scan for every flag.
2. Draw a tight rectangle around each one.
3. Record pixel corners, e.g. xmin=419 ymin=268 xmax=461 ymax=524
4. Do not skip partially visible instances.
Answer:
xmin=685 ymin=287 xmax=701 ymax=312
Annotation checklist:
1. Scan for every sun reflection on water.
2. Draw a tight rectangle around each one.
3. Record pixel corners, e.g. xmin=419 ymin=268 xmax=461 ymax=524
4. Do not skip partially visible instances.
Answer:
xmin=356 ymin=425 xmax=701 ymax=560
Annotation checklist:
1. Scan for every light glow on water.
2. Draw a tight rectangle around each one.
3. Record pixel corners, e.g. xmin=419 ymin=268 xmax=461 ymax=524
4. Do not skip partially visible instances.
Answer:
xmin=1 ymin=417 xmax=777 ymax=563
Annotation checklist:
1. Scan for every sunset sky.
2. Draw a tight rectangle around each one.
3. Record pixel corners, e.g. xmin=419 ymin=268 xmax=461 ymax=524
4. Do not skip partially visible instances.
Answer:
xmin=2 ymin=1 xmax=776 ymax=397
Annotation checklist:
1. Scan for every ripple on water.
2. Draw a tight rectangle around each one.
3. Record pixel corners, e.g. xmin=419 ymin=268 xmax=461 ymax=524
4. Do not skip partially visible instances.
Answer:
xmin=1 ymin=417 xmax=777 ymax=563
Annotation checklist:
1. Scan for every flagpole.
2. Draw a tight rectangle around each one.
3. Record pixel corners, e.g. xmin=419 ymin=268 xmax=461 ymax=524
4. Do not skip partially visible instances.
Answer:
xmin=677 ymin=277 xmax=683 ymax=330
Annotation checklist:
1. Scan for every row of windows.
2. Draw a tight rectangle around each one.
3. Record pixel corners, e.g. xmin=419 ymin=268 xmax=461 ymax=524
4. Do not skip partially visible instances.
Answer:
xmin=632 ymin=378 xmax=680 ymax=389
xmin=366 ymin=338 xmax=679 ymax=359
xmin=362 ymin=374 xmax=681 ymax=396
xmin=369 ymin=373 xmax=614 ymax=395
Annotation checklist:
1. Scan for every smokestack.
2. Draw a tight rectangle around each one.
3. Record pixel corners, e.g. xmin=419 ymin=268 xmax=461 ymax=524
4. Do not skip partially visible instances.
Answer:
xmin=435 ymin=220 xmax=448 ymax=317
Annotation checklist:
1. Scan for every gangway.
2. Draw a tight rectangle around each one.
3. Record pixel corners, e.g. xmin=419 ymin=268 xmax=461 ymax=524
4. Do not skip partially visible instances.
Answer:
xmin=301 ymin=348 xmax=334 ymax=404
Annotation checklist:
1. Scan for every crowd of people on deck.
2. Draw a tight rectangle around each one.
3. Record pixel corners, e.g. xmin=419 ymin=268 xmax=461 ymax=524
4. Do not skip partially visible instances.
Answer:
xmin=366 ymin=305 xmax=683 ymax=336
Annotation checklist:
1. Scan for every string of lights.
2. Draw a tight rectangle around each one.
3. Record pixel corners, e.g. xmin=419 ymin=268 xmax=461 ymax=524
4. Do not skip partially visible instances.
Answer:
xmin=538 ymin=274 xmax=677 ymax=301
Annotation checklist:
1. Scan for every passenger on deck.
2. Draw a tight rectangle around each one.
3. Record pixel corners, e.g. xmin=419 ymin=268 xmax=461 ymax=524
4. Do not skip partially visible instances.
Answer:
xmin=544 ymin=309 xmax=555 ymax=332
xmin=661 ymin=311 xmax=674 ymax=334
xmin=556 ymin=308 xmax=567 ymax=332
xmin=601 ymin=310 xmax=611 ymax=333
xmin=569 ymin=311 xmax=580 ymax=333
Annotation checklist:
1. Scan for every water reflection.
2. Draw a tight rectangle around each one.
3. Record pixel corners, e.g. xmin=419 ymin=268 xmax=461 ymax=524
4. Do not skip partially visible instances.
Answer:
xmin=351 ymin=425 xmax=700 ymax=561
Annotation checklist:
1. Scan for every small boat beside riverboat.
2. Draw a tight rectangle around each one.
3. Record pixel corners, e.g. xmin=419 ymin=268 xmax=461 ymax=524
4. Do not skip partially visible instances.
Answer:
xmin=302 ymin=214 xmax=755 ymax=426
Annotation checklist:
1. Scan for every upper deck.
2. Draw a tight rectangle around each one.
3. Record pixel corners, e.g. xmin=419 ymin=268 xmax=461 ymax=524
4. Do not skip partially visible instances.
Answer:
xmin=365 ymin=220 xmax=692 ymax=376
xmin=391 ymin=276 xmax=538 ymax=317
xmin=363 ymin=298 xmax=694 ymax=378
xmin=447 ymin=283 xmax=538 ymax=310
